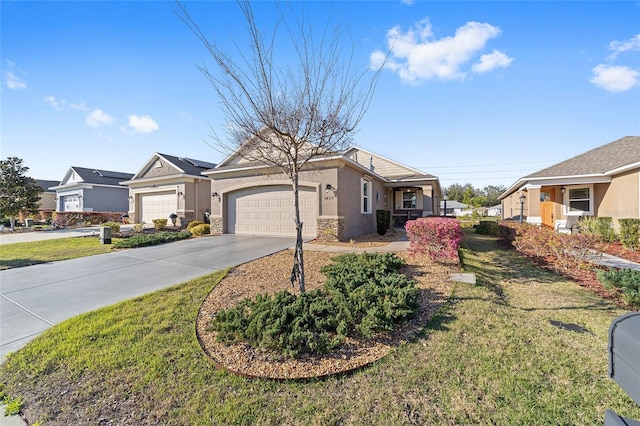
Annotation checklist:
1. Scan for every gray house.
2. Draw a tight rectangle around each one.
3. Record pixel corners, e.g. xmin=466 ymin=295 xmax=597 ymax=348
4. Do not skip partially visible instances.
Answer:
xmin=50 ymin=167 xmax=134 ymax=213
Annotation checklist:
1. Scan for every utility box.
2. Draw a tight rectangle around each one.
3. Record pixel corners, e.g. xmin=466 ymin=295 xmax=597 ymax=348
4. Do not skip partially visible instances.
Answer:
xmin=606 ymin=312 xmax=640 ymax=426
xmin=25 ymin=218 xmax=34 ymax=227
xmin=100 ymin=226 xmax=112 ymax=244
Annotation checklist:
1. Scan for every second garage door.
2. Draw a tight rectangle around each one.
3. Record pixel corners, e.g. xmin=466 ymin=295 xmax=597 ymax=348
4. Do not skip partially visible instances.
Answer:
xmin=140 ymin=192 xmax=177 ymax=224
xmin=228 ymin=185 xmax=317 ymax=237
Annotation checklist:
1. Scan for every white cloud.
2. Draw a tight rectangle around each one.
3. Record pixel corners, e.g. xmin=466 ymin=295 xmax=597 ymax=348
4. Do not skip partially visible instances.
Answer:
xmin=44 ymin=96 xmax=66 ymax=109
xmin=472 ymin=49 xmax=514 ymax=73
xmin=370 ymin=19 xmax=510 ymax=84
xmin=5 ymin=71 xmax=27 ymax=90
xmin=590 ymin=64 xmax=639 ymax=92
xmin=608 ymin=34 xmax=640 ymax=59
xmin=86 ymin=109 xmax=114 ymax=127
xmin=127 ymin=115 xmax=159 ymax=133
xmin=69 ymin=101 xmax=90 ymax=111
xmin=400 ymin=0 xmax=414 ymax=5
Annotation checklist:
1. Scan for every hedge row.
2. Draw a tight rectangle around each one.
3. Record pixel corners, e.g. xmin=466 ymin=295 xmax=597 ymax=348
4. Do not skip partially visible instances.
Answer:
xmin=405 ymin=217 xmax=462 ymax=262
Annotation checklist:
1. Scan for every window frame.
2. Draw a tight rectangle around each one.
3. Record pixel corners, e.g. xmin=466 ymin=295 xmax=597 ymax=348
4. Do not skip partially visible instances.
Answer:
xmin=564 ymin=185 xmax=593 ymax=216
xmin=361 ymin=178 xmax=372 ymax=214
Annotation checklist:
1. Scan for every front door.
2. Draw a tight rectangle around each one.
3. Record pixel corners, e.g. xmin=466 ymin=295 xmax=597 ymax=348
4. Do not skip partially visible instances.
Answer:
xmin=540 ymin=189 xmax=555 ymax=228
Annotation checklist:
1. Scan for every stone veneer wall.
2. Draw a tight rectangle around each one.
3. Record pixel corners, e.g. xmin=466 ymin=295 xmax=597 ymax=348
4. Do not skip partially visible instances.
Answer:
xmin=316 ymin=217 xmax=344 ymax=242
xmin=210 ymin=217 xmax=223 ymax=235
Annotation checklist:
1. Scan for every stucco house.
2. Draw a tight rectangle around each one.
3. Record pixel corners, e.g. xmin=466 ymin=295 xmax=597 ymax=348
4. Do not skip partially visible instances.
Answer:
xmin=36 ymin=179 xmax=59 ymax=212
xmin=500 ymin=136 xmax=639 ymax=230
xmin=203 ymin=144 xmax=442 ymax=240
xmin=120 ymin=153 xmax=215 ymax=227
xmin=50 ymin=167 xmax=133 ymax=213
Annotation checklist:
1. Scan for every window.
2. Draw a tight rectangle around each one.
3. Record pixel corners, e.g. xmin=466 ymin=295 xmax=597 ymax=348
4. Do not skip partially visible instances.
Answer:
xmin=568 ymin=187 xmax=590 ymax=213
xmin=402 ymin=191 xmax=417 ymax=209
xmin=361 ymin=179 xmax=371 ymax=214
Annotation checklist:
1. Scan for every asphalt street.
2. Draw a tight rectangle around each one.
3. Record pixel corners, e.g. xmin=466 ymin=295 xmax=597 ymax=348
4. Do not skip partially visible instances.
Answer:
xmin=0 ymin=234 xmax=296 ymax=359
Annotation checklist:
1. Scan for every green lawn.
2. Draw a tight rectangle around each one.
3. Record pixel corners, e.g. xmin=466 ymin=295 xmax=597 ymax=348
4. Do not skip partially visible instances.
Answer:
xmin=0 ymin=237 xmax=121 ymax=270
xmin=1 ymin=232 xmax=639 ymax=425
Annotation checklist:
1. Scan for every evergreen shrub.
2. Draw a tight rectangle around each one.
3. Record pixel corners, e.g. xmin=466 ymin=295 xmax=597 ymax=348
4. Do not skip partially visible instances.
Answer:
xmin=476 ymin=220 xmax=500 ymax=236
xmin=597 ymin=268 xmax=640 ymax=307
xmin=187 ymin=220 xmax=204 ymax=231
xmin=113 ymin=231 xmax=190 ymax=248
xmin=618 ymin=218 xmax=640 ymax=250
xmin=100 ymin=221 xmax=121 ymax=233
xmin=376 ymin=210 xmax=391 ymax=236
xmin=210 ymin=252 xmax=419 ymax=357
xmin=189 ymin=223 xmax=210 ymax=236
xmin=152 ymin=219 xmax=167 ymax=230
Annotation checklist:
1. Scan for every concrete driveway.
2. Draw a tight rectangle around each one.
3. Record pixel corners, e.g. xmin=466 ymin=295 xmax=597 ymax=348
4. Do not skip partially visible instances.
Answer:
xmin=0 ymin=234 xmax=296 ymax=359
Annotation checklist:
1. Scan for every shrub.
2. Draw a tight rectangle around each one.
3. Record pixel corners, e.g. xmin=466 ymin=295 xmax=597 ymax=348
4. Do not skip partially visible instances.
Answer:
xmin=113 ymin=231 xmax=190 ymax=248
xmin=579 ymin=217 xmax=616 ymax=243
xmin=619 ymin=218 xmax=640 ymax=250
xmin=152 ymin=219 xmax=168 ymax=230
xmin=405 ymin=217 xmax=462 ymax=262
xmin=100 ymin=221 xmax=121 ymax=233
xmin=132 ymin=223 xmax=144 ymax=233
xmin=375 ymin=210 xmax=391 ymax=236
xmin=597 ymin=268 xmax=640 ymax=307
xmin=187 ymin=220 xmax=204 ymax=231
xmin=210 ymin=253 xmax=418 ymax=357
xmin=476 ymin=220 xmax=500 ymax=236
xmin=189 ymin=223 xmax=210 ymax=236
xmin=511 ymin=223 xmax=598 ymax=272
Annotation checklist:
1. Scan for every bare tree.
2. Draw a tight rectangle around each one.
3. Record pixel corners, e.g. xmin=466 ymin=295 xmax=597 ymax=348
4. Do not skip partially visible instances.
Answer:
xmin=176 ymin=1 xmax=383 ymax=293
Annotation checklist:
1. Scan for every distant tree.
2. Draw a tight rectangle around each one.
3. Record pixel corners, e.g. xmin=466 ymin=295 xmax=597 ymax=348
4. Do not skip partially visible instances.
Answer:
xmin=445 ymin=183 xmax=468 ymax=202
xmin=0 ymin=157 xmax=42 ymax=231
xmin=481 ymin=185 xmax=506 ymax=207
xmin=177 ymin=1 xmax=384 ymax=293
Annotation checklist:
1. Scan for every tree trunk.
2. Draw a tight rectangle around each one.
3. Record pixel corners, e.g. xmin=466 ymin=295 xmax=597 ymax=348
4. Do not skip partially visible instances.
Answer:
xmin=289 ymin=174 xmax=306 ymax=293
xmin=10 ymin=216 xmax=16 ymax=232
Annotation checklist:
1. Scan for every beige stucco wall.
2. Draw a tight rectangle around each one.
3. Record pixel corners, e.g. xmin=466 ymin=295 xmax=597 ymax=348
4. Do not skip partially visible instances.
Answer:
xmin=336 ymin=166 xmax=385 ymax=239
xmin=38 ymin=192 xmax=57 ymax=211
xmin=208 ymin=162 xmax=387 ymax=239
xmin=501 ymin=192 xmax=529 ymax=221
xmin=595 ymin=169 xmax=640 ymax=227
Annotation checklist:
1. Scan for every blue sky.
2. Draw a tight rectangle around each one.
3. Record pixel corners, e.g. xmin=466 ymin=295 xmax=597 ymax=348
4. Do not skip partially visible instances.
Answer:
xmin=2 ymin=1 xmax=639 ymax=190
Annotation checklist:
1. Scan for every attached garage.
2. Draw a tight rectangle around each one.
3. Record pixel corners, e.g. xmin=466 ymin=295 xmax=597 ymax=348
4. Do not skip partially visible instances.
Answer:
xmin=227 ymin=185 xmax=317 ymax=237
xmin=140 ymin=192 xmax=177 ymax=224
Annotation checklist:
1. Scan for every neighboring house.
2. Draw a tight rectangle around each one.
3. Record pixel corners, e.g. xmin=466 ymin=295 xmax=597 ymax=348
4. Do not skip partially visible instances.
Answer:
xmin=500 ymin=136 xmax=640 ymax=230
xmin=203 ymin=144 xmax=442 ymax=240
xmin=36 ymin=179 xmax=59 ymax=212
xmin=482 ymin=204 xmax=502 ymax=217
xmin=50 ymin=167 xmax=133 ymax=213
xmin=120 ymin=153 xmax=215 ymax=227
xmin=439 ymin=200 xmax=471 ymax=217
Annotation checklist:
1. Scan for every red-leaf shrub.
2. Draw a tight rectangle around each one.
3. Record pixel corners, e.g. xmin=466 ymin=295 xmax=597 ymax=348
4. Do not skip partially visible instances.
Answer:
xmin=504 ymin=222 xmax=599 ymax=272
xmin=405 ymin=217 xmax=462 ymax=262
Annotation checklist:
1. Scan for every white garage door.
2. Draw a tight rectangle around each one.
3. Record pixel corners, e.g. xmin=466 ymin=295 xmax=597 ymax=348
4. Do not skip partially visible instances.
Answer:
xmin=228 ymin=185 xmax=317 ymax=237
xmin=63 ymin=195 xmax=80 ymax=212
xmin=140 ymin=192 xmax=177 ymax=224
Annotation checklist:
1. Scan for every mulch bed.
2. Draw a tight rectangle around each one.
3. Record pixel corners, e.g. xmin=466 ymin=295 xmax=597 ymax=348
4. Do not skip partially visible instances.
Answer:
xmin=596 ymin=241 xmax=640 ymax=264
xmin=196 ymin=248 xmax=458 ymax=380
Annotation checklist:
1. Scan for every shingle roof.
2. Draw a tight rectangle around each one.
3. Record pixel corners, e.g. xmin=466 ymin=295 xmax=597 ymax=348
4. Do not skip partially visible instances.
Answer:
xmin=157 ymin=153 xmax=217 ymax=175
xmin=525 ymin=136 xmax=640 ymax=178
xmin=71 ymin=167 xmax=134 ymax=186
xmin=37 ymin=180 xmax=60 ymax=192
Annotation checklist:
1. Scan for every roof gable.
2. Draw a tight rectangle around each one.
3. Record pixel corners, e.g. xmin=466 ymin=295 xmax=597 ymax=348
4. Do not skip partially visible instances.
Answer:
xmin=58 ymin=167 xmax=133 ymax=186
xmin=344 ymin=146 xmax=436 ymax=179
xmin=132 ymin=153 xmax=216 ymax=180
xmin=525 ymin=136 xmax=640 ymax=179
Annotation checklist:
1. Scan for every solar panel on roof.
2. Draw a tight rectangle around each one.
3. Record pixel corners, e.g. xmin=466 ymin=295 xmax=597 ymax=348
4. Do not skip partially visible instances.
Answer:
xmin=95 ymin=170 xmax=133 ymax=179
xmin=184 ymin=158 xmax=216 ymax=169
